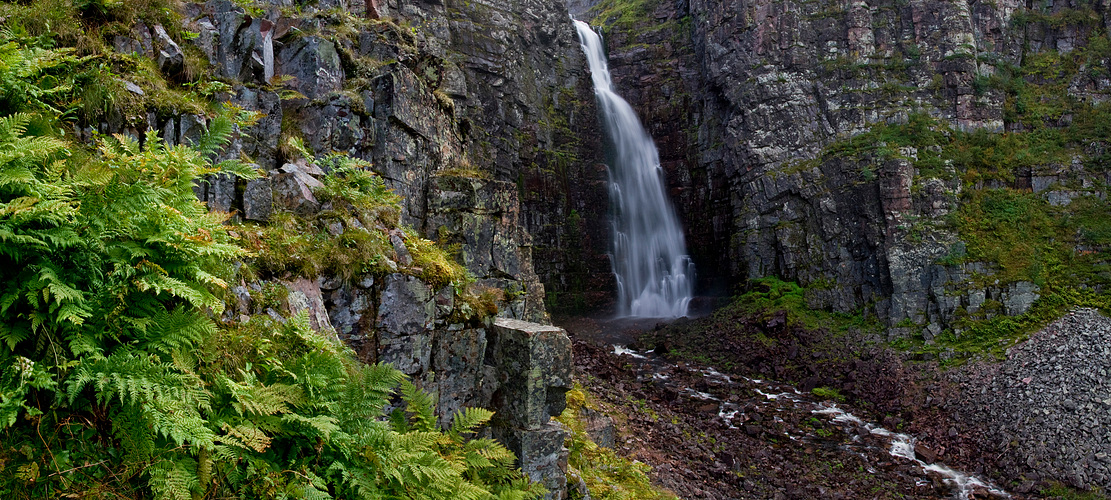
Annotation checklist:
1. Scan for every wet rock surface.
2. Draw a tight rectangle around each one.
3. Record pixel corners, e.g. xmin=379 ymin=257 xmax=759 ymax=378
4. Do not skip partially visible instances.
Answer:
xmin=560 ymin=316 xmax=1026 ymax=499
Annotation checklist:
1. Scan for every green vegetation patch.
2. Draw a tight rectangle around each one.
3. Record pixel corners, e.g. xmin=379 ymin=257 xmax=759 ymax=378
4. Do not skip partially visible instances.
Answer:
xmin=236 ymin=141 xmax=469 ymax=290
xmin=556 ymin=386 xmax=679 ymax=500
xmin=1 ymin=0 xmax=220 ymax=127
xmin=730 ymin=277 xmax=880 ymax=334
xmin=588 ymin=0 xmax=659 ymax=32
xmin=586 ymin=0 xmax=691 ymax=41
xmin=810 ymin=386 xmax=846 ymax=402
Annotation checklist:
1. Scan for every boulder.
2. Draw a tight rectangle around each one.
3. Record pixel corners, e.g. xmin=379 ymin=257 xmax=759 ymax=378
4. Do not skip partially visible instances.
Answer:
xmin=152 ymin=24 xmax=184 ymax=77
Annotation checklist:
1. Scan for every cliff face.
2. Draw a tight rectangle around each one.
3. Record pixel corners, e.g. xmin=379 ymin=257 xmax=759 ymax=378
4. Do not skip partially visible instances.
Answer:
xmin=101 ymin=0 xmax=612 ymax=495
xmin=593 ymin=0 xmax=1111 ymax=334
xmin=112 ymin=0 xmax=615 ymax=321
xmin=367 ymin=0 xmax=616 ymax=314
xmin=588 ymin=0 xmax=1111 ymax=490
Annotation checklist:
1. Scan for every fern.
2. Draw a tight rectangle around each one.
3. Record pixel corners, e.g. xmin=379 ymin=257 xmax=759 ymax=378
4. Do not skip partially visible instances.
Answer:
xmin=448 ymin=407 xmax=495 ymax=440
xmin=399 ymin=379 xmax=437 ymax=433
xmin=148 ymin=458 xmax=200 ymax=500
xmin=0 ymin=35 xmax=545 ymax=500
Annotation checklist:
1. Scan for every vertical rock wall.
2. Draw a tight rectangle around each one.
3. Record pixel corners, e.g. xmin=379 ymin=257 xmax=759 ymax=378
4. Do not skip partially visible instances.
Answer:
xmin=107 ymin=0 xmax=614 ymax=319
xmin=591 ymin=0 xmax=1111 ymax=332
xmin=108 ymin=0 xmax=595 ymax=491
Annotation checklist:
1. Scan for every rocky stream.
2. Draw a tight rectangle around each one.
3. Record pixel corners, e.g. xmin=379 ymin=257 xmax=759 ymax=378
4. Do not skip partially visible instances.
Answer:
xmin=558 ymin=315 xmax=1050 ymax=499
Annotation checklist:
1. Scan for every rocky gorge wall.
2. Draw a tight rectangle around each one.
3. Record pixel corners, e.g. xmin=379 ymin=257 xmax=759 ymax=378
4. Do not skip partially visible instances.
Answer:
xmin=95 ymin=0 xmax=619 ymax=494
xmin=587 ymin=0 xmax=1111 ymax=337
xmin=106 ymin=0 xmax=617 ymax=319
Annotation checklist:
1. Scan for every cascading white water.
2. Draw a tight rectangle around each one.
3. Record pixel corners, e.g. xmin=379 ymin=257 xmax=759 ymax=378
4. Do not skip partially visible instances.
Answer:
xmin=574 ymin=20 xmax=694 ymax=318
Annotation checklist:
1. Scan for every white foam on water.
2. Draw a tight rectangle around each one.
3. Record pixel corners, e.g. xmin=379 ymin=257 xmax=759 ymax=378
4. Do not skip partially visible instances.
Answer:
xmin=613 ymin=345 xmax=647 ymax=359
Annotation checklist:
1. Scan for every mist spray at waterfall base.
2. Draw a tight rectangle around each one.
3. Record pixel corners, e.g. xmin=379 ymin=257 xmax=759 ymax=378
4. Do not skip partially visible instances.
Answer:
xmin=574 ymin=20 xmax=695 ymax=318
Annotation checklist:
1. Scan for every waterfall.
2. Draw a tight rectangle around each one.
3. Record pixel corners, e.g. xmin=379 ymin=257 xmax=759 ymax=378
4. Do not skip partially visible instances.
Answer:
xmin=573 ymin=20 xmax=694 ymax=318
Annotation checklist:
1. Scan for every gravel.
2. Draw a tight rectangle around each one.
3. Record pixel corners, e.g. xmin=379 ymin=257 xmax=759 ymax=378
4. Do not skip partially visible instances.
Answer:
xmin=957 ymin=308 xmax=1111 ymax=490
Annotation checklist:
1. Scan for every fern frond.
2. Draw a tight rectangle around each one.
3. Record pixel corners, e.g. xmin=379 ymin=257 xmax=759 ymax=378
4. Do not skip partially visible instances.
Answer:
xmin=448 ymin=407 xmax=494 ymax=440
xmin=211 ymin=159 xmax=261 ymax=180
xmin=195 ymin=113 xmax=233 ymax=157
xmin=147 ymin=457 xmax=200 ymax=500
xmin=280 ymin=413 xmax=340 ymax=439
xmin=225 ymin=378 xmax=304 ymax=417
xmin=400 ymin=379 xmax=437 ymax=433
xmin=137 ymin=308 xmax=213 ymax=356
xmin=219 ymin=423 xmax=272 ymax=453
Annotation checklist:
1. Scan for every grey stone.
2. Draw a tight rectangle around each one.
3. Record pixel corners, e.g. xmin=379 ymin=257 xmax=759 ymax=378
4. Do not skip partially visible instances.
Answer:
xmin=198 ymin=173 xmax=236 ymax=213
xmin=434 ymin=286 xmax=455 ymax=318
xmin=378 ymin=329 xmax=432 ymax=376
xmin=580 ymin=406 xmax=615 ymax=449
xmin=277 ymin=36 xmax=343 ymax=100
xmin=489 ymin=318 xmax=572 ymax=430
xmin=1003 ymin=281 xmax=1040 ymax=317
xmin=243 ymin=178 xmax=273 ymax=221
xmin=959 ymin=309 xmax=1111 ymax=490
xmin=272 ymin=170 xmax=323 ymax=214
xmin=492 ymin=422 xmax=569 ymax=500
xmin=376 ymin=64 xmax=440 ymax=140
xmin=202 ymin=0 xmax=249 ymax=80
xmin=376 ymin=274 xmax=435 ymax=337
xmin=152 ymin=24 xmax=184 ymax=76
xmin=433 ymin=327 xmax=488 ymax=427
xmin=122 ymin=80 xmax=144 ymax=96
xmin=388 ymin=233 xmax=413 ymax=266
xmin=282 ymin=277 xmax=339 ymax=341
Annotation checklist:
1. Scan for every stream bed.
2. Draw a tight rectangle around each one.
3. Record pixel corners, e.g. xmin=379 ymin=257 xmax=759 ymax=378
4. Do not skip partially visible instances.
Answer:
xmin=562 ymin=317 xmax=1015 ymax=499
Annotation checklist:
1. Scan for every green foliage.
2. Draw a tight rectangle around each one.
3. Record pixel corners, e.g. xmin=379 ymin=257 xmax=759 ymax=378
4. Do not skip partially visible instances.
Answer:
xmin=0 ymin=39 xmax=85 ymax=117
xmin=926 ymin=186 xmax=1111 ymax=359
xmin=236 ymin=147 xmax=469 ymax=289
xmin=0 ymin=0 xmax=180 ymax=52
xmin=1040 ymin=481 xmax=1108 ymax=500
xmin=0 ymin=41 xmax=538 ymax=500
xmin=814 ymin=14 xmax=1111 ymax=360
xmin=586 ymin=0 xmax=689 ymax=40
xmin=556 ymin=386 xmax=679 ymax=500
xmin=1 ymin=0 xmax=220 ymax=130
xmin=953 ymin=189 xmax=1058 ymax=283
xmin=729 ymin=277 xmax=879 ymax=334
xmin=587 ymin=0 xmax=658 ymax=31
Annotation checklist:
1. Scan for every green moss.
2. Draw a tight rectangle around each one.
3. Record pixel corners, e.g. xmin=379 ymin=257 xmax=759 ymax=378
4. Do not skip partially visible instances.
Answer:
xmin=587 ymin=0 xmax=659 ymax=33
xmin=730 ymin=277 xmax=880 ymax=334
xmin=810 ymin=387 xmax=846 ymax=402
xmin=1040 ymin=481 xmax=1108 ymax=500
xmin=953 ymin=189 xmax=1058 ymax=283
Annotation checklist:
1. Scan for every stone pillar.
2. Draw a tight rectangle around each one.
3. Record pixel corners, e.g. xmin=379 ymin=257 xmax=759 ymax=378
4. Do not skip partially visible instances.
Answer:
xmin=488 ymin=318 xmax=572 ymax=500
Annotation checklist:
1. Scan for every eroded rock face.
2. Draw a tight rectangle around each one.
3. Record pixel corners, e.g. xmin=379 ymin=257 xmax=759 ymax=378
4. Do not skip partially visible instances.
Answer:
xmin=93 ymin=0 xmax=593 ymax=490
